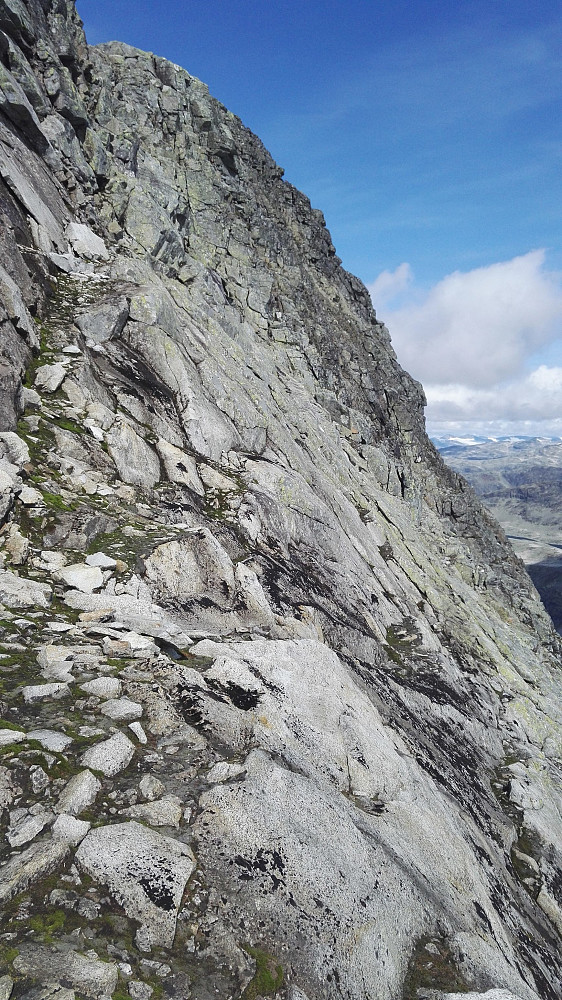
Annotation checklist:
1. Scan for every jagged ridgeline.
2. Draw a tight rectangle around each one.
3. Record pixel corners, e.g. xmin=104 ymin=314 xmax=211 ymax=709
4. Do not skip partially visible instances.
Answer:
xmin=0 ymin=2 xmax=560 ymax=999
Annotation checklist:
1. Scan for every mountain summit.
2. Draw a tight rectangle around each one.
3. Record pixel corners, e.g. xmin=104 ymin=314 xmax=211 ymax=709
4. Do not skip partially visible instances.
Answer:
xmin=0 ymin=3 xmax=560 ymax=999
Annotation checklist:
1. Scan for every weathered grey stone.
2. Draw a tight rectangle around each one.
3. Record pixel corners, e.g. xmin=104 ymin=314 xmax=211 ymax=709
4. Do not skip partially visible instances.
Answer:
xmin=13 ymin=945 xmax=118 ymax=999
xmin=26 ymin=729 xmax=73 ymax=752
xmin=34 ymin=363 xmax=67 ymax=392
xmin=0 ymin=727 xmax=25 ymax=746
xmin=122 ymin=795 xmax=183 ymax=828
xmin=75 ymin=821 xmax=195 ymax=948
xmin=85 ymin=551 xmax=117 ymax=569
xmin=80 ymin=676 xmax=121 ymax=699
xmin=106 ymin=420 xmax=160 ymax=488
xmin=100 ymin=697 xmax=143 ymax=721
xmin=7 ymin=807 xmax=53 ymax=846
xmin=66 ymin=222 xmax=109 ymax=260
xmin=18 ymin=485 xmax=44 ymax=505
xmin=129 ymin=721 xmax=148 ymax=743
xmin=128 ymin=982 xmax=153 ymax=1000
xmin=80 ymin=731 xmax=135 ymax=776
xmin=22 ymin=682 xmax=70 ymax=703
xmin=57 ymin=563 xmax=104 ymax=593
xmin=0 ymin=570 xmax=51 ymax=608
xmin=0 ymin=839 xmax=70 ymax=903
xmin=52 ymin=813 xmax=90 ymax=845
xmin=139 ymin=775 xmax=165 ymax=801
xmin=155 ymin=439 xmax=204 ymax=494
xmin=55 ymin=770 xmax=101 ymax=816
xmin=0 ymin=976 xmax=13 ymax=1000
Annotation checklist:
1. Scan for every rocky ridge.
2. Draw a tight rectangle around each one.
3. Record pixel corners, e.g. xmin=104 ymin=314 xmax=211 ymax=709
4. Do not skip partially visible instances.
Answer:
xmin=0 ymin=3 xmax=560 ymax=1000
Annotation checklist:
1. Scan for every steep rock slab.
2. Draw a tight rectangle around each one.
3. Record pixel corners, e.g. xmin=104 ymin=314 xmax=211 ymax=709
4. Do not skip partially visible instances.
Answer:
xmin=75 ymin=821 xmax=195 ymax=949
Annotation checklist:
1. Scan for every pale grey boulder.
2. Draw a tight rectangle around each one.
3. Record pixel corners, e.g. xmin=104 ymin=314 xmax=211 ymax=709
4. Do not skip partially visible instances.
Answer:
xmin=55 ymin=770 xmax=102 ymax=816
xmin=13 ymin=945 xmax=117 ymax=999
xmin=80 ymin=731 xmax=135 ymax=776
xmin=75 ymin=821 xmax=195 ymax=949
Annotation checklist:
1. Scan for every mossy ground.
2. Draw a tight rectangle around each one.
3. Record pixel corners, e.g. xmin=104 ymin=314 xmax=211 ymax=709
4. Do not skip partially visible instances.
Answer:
xmin=241 ymin=945 xmax=283 ymax=1000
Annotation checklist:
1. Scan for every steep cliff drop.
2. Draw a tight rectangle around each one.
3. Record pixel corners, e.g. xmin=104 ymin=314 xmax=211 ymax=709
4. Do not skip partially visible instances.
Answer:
xmin=0 ymin=4 xmax=560 ymax=999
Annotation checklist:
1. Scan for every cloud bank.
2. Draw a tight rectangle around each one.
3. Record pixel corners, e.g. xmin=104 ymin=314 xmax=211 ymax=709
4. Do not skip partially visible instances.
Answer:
xmin=368 ymin=251 xmax=562 ymax=435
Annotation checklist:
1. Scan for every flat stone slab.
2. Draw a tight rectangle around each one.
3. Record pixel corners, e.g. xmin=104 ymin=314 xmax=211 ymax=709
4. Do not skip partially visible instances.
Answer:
xmin=80 ymin=676 xmax=122 ymax=699
xmin=27 ymin=729 xmax=73 ymax=752
xmin=75 ymin=821 xmax=195 ymax=948
xmin=122 ymin=795 xmax=183 ymax=828
xmin=100 ymin=697 xmax=143 ymax=721
xmin=22 ymin=683 xmax=70 ymax=703
xmin=55 ymin=770 xmax=101 ymax=816
xmin=0 ymin=728 xmax=25 ymax=746
xmin=0 ymin=839 xmax=70 ymax=903
xmin=52 ymin=813 xmax=91 ymax=845
xmin=67 ymin=221 xmax=109 ymax=261
xmin=85 ymin=551 xmax=116 ymax=569
xmin=57 ymin=563 xmax=104 ymax=593
xmin=0 ymin=570 xmax=51 ymax=609
xmin=13 ymin=943 xmax=117 ymax=998
xmin=80 ymin=731 xmax=135 ymax=776
xmin=7 ymin=808 xmax=53 ymax=847
xmin=34 ymin=363 xmax=67 ymax=392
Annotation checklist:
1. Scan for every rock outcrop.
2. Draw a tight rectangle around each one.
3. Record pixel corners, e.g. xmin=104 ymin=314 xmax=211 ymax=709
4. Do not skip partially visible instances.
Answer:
xmin=0 ymin=4 xmax=560 ymax=1000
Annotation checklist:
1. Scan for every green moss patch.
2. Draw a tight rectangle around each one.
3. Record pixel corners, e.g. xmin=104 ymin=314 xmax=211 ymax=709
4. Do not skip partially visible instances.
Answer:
xmin=241 ymin=945 xmax=283 ymax=1000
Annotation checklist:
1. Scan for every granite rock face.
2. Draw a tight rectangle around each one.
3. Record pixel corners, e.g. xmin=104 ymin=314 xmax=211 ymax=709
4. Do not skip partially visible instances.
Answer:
xmin=0 ymin=4 xmax=560 ymax=1000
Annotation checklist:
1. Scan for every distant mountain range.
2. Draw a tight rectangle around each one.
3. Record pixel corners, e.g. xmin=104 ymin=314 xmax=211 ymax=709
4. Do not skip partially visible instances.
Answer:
xmin=435 ymin=435 xmax=562 ymax=630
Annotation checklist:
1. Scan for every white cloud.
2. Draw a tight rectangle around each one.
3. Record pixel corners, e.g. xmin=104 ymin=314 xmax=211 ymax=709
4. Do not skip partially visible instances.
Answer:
xmin=369 ymin=252 xmax=562 ymax=435
xmin=373 ymin=250 xmax=562 ymax=388
xmin=425 ymin=365 xmax=562 ymax=423
xmin=367 ymin=262 xmax=413 ymax=308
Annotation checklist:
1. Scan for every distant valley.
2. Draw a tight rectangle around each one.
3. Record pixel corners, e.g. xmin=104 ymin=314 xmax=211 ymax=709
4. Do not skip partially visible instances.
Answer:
xmin=436 ymin=436 xmax=562 ymax=631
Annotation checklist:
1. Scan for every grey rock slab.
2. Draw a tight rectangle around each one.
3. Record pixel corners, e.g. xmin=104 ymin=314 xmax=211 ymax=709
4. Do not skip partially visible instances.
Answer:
xmin=34 ymin=363 xmax=67 ymax=393
xmin=85 ymin=551 xmax=117 ymax=569
xmin=122 ymin=795 xmax=183 ymax=828
xmin=106 ymin=420 xmax=160 ymax=488
xmin=440 ymin=994 xmax=526 ymax=1000
xmin=80 ymin=731 xmax=135 ymax=776
xmin=0 ymin=976 xmax=12 ymax=1000
xmin=13 ymin=944 xmax=117 ymax=999
xmin=0 ymin=838 xmax=70 ymax=903
xmin=66 ymin=222 xmax=109 ymax=260
xmin=139 ymin=775 xmax=165 ymax=801
xmin=75 ymin=821 xmax=196 ymax=948
xmin=155 ymin=439 xmax=204 ymax=494
xmin=18 ymin=485 xmax=44 ymax=505
xmin=128 ymin=982 xmax=153 ymax=1000
xmin=100 ymin=697 xmax=143 ymax=721
xmin=57 ymin=564 xmax=104 ymax=593
xmin=0 ymin=570 xmax=51 ymax=609
xmin=22 ymin=682 xmax=70 ymax=703
xmin=80 ymin=676 xmax=122 ymax=699
xmin=0 ymin=727 xmax=26 ymax=746
xmin=129 ymin=721 xmax=148 ymax=744
xmin=37 ymin=645 xmax=73 ymax=668
xmin=7 ymin=808 xmax=53 ymax=847
xmin=52 ymin=813 xmax=91 ymax=845
xmin=55 ymin=770 xmax=101 ymax=816
xmin=0 ymin=431 xmax=30 ymax=468
xmin=27 ymin=729 xmax=73 ymax=752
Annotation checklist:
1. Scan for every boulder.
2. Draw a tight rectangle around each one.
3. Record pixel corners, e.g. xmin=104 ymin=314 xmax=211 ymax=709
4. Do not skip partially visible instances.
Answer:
xmin=75 ymin=821 xmax=195 ymax=948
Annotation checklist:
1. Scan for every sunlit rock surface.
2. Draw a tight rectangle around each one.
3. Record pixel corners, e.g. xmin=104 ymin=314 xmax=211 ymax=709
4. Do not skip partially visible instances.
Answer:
xmin=0 ymin=3 xmax=560 ymax=999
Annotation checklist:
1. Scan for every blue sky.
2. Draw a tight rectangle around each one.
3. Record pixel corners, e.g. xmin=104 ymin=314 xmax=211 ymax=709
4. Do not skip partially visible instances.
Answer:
xmin=79 ymin=1 xmax=562 ymax=435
